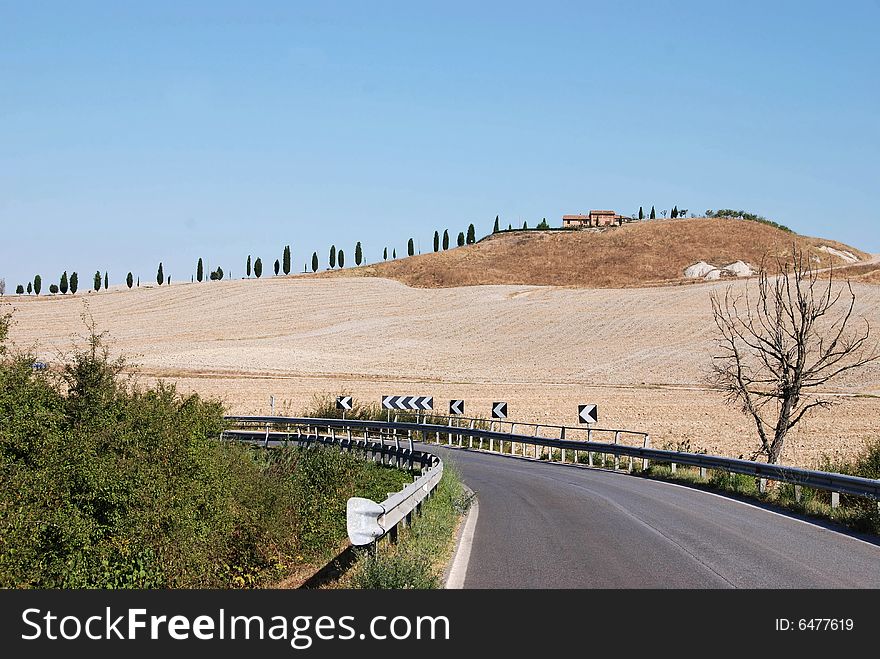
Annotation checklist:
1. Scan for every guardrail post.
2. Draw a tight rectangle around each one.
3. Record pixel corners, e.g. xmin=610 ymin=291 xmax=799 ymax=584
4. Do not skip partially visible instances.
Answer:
xmin=831 ymin=492 xmax=840 ymax=509
xmin=671 ymin=462 xmax=677 ymax=474
xmin=448 ymin=418 xmax=453 ymax=446
xmin=534 ymin=425 xmax=540 ymax=459
xmin=613 ymin=431 xmax=620 ymax=471
xmin=699 ymin=467 xmax=707 ymax=479
xmin=509 ymin=424 xmax=516 ymax=456
xmin=587 ymin=427 xmax=594 ymax=466
xmin=794 ymin=485 xmax=802 ymax=503
xmin=489 ymin=421 xmax=494 ymax=453
xmin=469 ymin=419 xmax=475 ymax=448
xmin=758 ymin=478 xmax=767 ymax=495
xmin=642 ymin=435 xmax=650 ymax=470
xmin=560 ymin=427 xmax=566 ymax=463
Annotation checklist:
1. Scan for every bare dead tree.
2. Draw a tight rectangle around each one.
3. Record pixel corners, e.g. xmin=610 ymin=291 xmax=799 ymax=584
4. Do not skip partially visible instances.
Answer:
xmin=710 ymin=247 xmax=878 ymax=464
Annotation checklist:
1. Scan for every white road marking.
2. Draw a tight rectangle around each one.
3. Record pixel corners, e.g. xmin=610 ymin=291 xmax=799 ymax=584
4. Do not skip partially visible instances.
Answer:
xmin=445 ymin=492 xmax=479 ymax=589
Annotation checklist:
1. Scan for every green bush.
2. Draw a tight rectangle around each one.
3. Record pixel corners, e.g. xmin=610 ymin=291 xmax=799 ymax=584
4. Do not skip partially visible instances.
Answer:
xmin=0 ymin=314 xmax=410 ymax=588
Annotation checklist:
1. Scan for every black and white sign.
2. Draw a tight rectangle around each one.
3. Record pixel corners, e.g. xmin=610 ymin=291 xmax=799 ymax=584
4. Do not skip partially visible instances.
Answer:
xmin=578 ymin=404 xmax=598 ymax=424
xmin=336 ymin=396 xmax=353 ymax=411
xmin=449 ymin=399 xmax=465 ymax=415
xmin=382 ymin=395 xmax=434 ymax=411
xmin=492 ymin=402 xmax=508 ymax=419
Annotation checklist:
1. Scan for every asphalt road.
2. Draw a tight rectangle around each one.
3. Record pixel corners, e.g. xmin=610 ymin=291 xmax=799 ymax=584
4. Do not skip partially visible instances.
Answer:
xmin=431 ymin=446 xmax=880 ymax=588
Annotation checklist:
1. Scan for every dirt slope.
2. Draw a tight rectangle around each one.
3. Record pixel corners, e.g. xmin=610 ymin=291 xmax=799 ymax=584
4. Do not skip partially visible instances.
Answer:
xmin=319 ymin=218 xmax=868 ymax=288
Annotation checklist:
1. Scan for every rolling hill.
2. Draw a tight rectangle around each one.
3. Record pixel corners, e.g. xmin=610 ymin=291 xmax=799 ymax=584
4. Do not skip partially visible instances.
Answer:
xmin=318 ymin=217 xmax=870 ymax=288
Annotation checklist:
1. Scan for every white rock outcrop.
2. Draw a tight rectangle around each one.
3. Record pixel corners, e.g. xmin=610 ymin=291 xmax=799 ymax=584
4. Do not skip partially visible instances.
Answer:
xmin=817 ymin=245 xmax=859 ymax=263
xmin=684 ymin=261 xmax=716 ymax=279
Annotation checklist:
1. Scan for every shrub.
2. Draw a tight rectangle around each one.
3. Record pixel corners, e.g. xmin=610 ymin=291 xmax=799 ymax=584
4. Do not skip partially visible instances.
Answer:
xmin=0 ymin=318 xmax=411 ymax=587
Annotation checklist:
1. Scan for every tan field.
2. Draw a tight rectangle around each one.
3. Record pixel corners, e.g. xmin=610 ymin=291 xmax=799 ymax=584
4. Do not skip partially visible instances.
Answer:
xmin=6 ymin=271 xmax=880 ymax=468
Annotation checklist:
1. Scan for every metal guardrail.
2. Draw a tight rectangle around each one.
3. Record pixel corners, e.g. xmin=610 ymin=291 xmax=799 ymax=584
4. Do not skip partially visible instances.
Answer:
xmin=226 ymin=416 xmax=880 ymax=506
xmin=223 ymin=416 xmax=444 ymax=546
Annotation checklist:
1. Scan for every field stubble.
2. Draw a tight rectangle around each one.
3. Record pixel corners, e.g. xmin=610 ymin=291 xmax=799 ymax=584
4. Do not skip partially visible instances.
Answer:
xmin=8 ymin=275 xmax=880 ymax=467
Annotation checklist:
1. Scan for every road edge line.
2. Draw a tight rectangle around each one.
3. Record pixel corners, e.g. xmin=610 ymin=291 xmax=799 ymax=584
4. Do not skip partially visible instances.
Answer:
xmin=445 ymin=485 xmax=479 ymax=589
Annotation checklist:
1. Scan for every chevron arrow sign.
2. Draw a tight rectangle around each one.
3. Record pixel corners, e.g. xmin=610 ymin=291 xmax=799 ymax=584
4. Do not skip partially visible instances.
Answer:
xmin=382 ymin=395 xmax=434 ymax=411
xmin=492 ymin=402 xmax=508 ymax=419
xmin=336 ymin=396 xmax=353 ymax=411
xmin=578 ymin=404 xmax=598 ymax=424
xmin=449 ymin=399 xmax=465 ymax=415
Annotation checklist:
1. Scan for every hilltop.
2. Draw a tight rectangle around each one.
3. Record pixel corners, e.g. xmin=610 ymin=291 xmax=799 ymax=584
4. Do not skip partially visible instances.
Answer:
xmin=317 ymin=217 xmax=870 ymax=288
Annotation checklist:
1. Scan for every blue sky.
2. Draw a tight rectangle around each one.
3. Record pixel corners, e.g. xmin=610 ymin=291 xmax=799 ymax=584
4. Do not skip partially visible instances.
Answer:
xmin=2 ymin=1 xmax=878 ymax=289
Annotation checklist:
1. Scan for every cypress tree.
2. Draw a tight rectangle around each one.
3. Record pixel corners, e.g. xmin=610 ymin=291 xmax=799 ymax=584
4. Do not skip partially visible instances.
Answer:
xmin=508 ymin=223 xmax=512 ymax=230
xmin=442 ymin=230 xmax=449 ymax=250
xmin=274 ymin=259 xmax=280 ymax=276
xmin=338 ymin=250 xmax=345 ymax=268
xmin=650 ymin=205 xmax=656 ymax=219
xmin=639 ymin=206 xmax=644 ymax=220
xmin=407 ymin=238 xmax=414 ymax=257
xmin=254 ymin=258 xmax=263 ymax=278
xmin=522 ymin=221 xmax=527 ymax=230
xmin=104 ymin=272 xmax=108 ymax=290
xmin=457 ymin=231 xmax=465 ymax=247
xmin=493 ymin=215 xmax=500 ymax=233
xmin=27 ymin=282 xmax=32 ymax=294
xmin=156 ymin=263 xmax=164 ymax=286
xmin=198 ymin=257 xmax=204 ymax=282
xmin=283 ymin=245 xmax=291 ymax=275
xmin=392 ymin=248 xmax=397 ymax=259
xmin=246 ymin=255 xmax=252 ymax=278
xmin=70 ymin=272 xmax=78 ymax=294
xmin=329 ymin=245 xmax=336 ymax=268
xmin=60 ymin=271 xmax=69 ymax=294
xmin=468 ymin=223 xmax=476 ymax=243
xmin=383 ymin=247 xmax=388 ymax=261
xmin=672 ymin=205 xmax=678 ymax=218
xmin=33 ymin=275 xmax=42 ymax=295
xmin=216 ymin=267 xmax=224 ymax=280
xmin=94 ymin=271 xmax=102 ymax=291
xmin=137 ymin=277 xmax=140 ymax=287
xmin=311 ymin=252 xmax=318 ymax=272
xmin=126 ymin=272 xmax=133 ymax=288
xmin=433 ymin=231 xmax=439 ymax=252
xmin=16 ymin=284 xmax=24 ymax=294
xmin=355 ymin=241 xmax=363 ymax=266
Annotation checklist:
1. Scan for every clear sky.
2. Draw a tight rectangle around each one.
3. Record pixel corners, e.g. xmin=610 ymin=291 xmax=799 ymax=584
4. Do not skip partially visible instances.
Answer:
xmin=2 ymin=1 xmax=878 ymax=290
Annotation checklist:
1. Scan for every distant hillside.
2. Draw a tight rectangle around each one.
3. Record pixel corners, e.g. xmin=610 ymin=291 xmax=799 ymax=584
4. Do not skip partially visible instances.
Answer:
xmin=318 ymin=218 xmax=870 ymax=289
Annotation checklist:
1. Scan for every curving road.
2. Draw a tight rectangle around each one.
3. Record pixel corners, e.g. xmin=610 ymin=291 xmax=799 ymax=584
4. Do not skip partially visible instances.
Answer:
xmin=432 ymin=446 xmax=880 ymax=588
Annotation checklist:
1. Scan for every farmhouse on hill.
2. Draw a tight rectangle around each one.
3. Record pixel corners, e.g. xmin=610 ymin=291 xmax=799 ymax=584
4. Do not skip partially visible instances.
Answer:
xmin=562 ymin=210 xmax=630 ymax=228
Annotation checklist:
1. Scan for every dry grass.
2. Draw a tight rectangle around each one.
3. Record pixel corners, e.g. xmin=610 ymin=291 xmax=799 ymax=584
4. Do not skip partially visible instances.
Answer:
xmin=6 ymin=266 xmax=880 ymax=468
xmin=317 ymin=218 xmax=870 ymax=288
xmin=834 ymin=262 xmax=880 ymax=284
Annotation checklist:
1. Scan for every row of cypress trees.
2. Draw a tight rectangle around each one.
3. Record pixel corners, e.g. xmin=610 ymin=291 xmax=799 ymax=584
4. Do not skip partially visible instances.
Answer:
xmin=12 ymin=219 xmax=501 ymax=296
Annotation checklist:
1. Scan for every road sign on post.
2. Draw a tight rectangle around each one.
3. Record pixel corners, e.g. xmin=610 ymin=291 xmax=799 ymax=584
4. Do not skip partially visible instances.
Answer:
xmin=336 ymin=396 xmax=353 ymax=411
xmin=578 ymin=404 xmax=598 ymax=424
xmin=449 ymin=399 xmax=465 ymax=415
xmin=492 ymin=402 xmax=508 ymax=419
xmin=382 ymin=395 xmax=434 ymax=411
